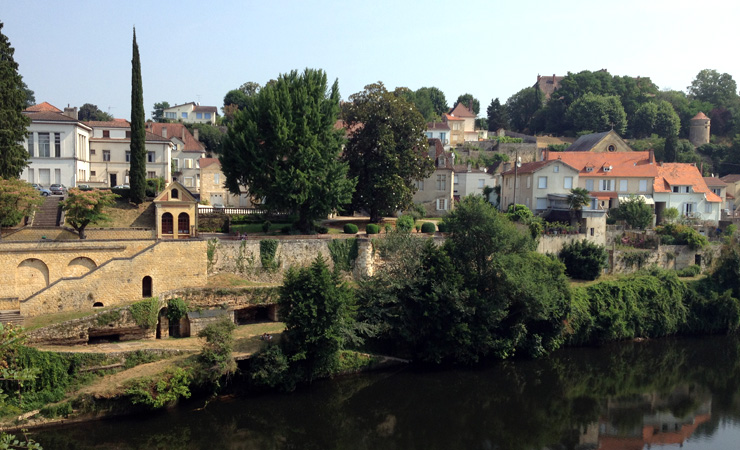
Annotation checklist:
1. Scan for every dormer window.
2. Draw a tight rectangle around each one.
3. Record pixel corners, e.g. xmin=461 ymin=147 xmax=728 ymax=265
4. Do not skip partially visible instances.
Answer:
xmin=586 ymin=166 xmax=594 ymax=172
xmin=607 ymin=144 xmax=616 ymax=152
xmin=172 ymin=188 xmax=179 ymax=199
xmin=603 ymin=165 xmax=612 ymax=172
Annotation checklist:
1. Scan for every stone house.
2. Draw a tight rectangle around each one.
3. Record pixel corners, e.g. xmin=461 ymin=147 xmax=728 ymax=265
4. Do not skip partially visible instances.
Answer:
xmin=564 ymin=130 xmax=633 ymax=153
xmin=21 ymin=102 xmax=92 ymax=187
xmin=87 ymin=120 xmax=173 ymax=187
xmin=147 ymin=122 xmax=206 ymax=191
xmin=500 ymin=159 xmax=581 ymax=212
xmin=412 ymin=139 xmax=455 ymax=215
xmin=720 ymin=174 xmax=740 ymax=214
xmin=163 ymin=102 xmax=218 ymax=125
xmin=199 ymin=158 xmax=250 ymax=207
xmin=153 ymin=181 xmax=198 ymax=239
xmin=443 ymin=103 xmax=476 ymax=146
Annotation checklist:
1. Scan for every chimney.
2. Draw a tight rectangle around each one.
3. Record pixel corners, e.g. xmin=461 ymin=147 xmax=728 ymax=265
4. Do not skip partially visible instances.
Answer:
xmin=468 ymin=100 xmax=473 ymax=113
xmin=162 ymin=127 xmax=168 ymax=138
xmin=648 ymin=149 xmax=655 ymax=164
xmin=193 ymin=128 xmax=199 ymax=141
xmin=182 ymin=127 xmax=186 ymax=141
xmin=467 ymin=162 xmax=472 ymax=173
xmin=64 ymin=106 xmax=78 ymax=119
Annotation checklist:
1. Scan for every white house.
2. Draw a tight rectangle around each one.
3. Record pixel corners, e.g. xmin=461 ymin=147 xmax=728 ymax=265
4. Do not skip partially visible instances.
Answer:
xmin=453 ymin=163 xmax=496 ymax=200
xmin=653 ymin=163 xmax=722 ymax=223
xmin=21 ymin=102 xmax=92 ymax=187
xmin=425 ymin=122 xmax=451 ymax=150
xmin=162 ymin=102 xmax=218 ymax=125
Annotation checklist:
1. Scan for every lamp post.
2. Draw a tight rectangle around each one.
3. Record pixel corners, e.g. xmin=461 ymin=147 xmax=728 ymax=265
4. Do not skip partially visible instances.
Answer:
xmin=513 ymin=152 xmax=522 ymax=208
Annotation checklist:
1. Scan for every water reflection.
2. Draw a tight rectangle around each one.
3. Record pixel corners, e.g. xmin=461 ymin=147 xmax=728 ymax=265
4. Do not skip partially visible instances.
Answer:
xmin=32 ymin=336 xmax=740 ymax=449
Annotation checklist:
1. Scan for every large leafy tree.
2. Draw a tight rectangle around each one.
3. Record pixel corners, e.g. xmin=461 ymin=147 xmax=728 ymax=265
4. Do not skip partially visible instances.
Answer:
xmin=565 ymin=93 xmax=627 ymax=134
xmin=21 ymin=81 xmax=34 ymax=109
xmin=185 ymin=123 xmax=223 ymax=155
xmin=454 ymin=93 xmax=480 ymax=115
xmin=506 ymin=87 xmax=542 ymax=133
xmin=0 ymin=22 xmax=31 ymax=179
xmin=279 ymin=255 xmax=355 ymax=381
xmin=77 ymin=103 xmax=113 ymax=122
xmin=151 ymin=101 xmax=170 ymax=122
xmin=0 ymin=178 xmax=43 ymax=233
xmin=415 ymin=86 xmax=448 ymax=121
xmin=129 ymin=28 xmax=146 ymax=204
xmin=220 ymin=68 xmax=355 ymax=232
xmin=688 ymin=69 xmax=739 ymax=109
xmin=342 ymin=82 xmax=434 ymax=223
xmin=486 ymin=97 xmax=509 ymax=131
xmin=60 ymin=188 xmax=118 ymax=239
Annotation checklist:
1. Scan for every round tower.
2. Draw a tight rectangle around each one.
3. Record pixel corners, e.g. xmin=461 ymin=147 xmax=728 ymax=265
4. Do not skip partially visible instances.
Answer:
xmin=689 ymin=112 xmax=710 ymax=147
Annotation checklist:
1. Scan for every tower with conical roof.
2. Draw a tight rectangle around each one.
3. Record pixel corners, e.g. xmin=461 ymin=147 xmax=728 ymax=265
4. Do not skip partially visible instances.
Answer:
xmin=689 ymin=112 xmax=710 ymax=147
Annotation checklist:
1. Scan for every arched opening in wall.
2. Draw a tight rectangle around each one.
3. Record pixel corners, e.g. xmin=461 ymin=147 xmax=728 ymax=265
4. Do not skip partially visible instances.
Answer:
xmin=142 ymin=276 xmax=152 ymax=298
xmin=65 ymin=257 xmax=97 ymax=278
xmin=93 ymin=302 xmax=104 ymax=308
xmin=172 ymin=188 xmax=179 ymax=199
xmin=234 ymin=305 xmax=272 ymax=325
xmin=16 ymin=258 xmax=50 ymax=300
xmin=178 ymin=213 xmax=190 ymax=236
xmin=162 ymin=213 xmax=173 ymax=235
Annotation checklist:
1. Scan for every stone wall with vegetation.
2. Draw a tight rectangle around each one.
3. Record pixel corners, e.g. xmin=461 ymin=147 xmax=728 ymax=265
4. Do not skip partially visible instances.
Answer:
xmin=611 ymin=243 xmax=721 ymax=274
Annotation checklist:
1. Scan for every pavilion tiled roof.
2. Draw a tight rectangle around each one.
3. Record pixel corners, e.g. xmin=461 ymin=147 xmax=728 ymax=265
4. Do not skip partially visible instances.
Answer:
xmin=24 ymin=110 xmax=78 ymax=122
xmin=25 ymin=102 xmax=62 ymax=112
xmin=448 ymin=103 xmax=475 ymax=118
xmin=84 ymin=120 xmax=130 ymax=128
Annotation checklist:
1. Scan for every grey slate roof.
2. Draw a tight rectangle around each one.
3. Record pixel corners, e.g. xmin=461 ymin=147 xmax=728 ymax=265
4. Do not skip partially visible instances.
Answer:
xmin=565 ymin=131 xmax=611 ymax=152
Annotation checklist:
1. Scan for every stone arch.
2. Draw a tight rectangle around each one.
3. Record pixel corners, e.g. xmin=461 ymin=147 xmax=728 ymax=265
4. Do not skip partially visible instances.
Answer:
xmin=178 ymin=212 xmax=190 ymax=235
xmin=162 ymin=212 xmax=173 ymax=235
xmin=64 ymin=256 xmax=97 ymax=278
xmin=142 ymin=276 xmax=153 ymax=298
xmin=16 ymin=258 xmax=50 ymax=300
xmin=93 ymin=302 xmax=104 ymax=308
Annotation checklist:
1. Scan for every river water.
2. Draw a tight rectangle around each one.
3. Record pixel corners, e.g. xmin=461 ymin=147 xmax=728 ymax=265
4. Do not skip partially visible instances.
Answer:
xmin=32 ymin=335 xmax=740 ymax=449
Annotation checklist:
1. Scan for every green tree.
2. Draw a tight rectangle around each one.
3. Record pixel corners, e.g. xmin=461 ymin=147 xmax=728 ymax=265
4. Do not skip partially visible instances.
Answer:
xmin=196 ymin=316 xmax=236 ymax=388
xmin=184 ymin=123 xmax=223 ymax=155
xmin=151 ymin=101 xmax=170 ymax=122
xmin=238 ymin=81 xmax=261 ymax=96
xmin=223 ymin=89 xmax=249 ymax=111
xmin=486 ymin=97 xmax=509 ymax=131
xmin=616 ymin=195 xmax=653 ymax=229
xmin=129 ymin=28 xmax=146 ymax=205
xmin=567 ymin=187 xmax=591 ymax=225
xmin=454 ymin=93 xmax=480 ymax=115
xmin=279 ymin=255 xmax=355 ymax=381
xmin=559 ymin=240 xmax=608 ymax=280
xmin=654 ymin=100 xmax=681 ymax=137
xmin=60 ymin=188 xmax=118 ymax=239
xmin=506 ymin=87 xmax=542 ymax=133
xmin=0 ymin=22 xmax=31 ymax=179
xmin=565 ymin=93 xmax=627 ymax=134
xmin=21 ymin=80 xmax=34 ymax=109
xmin=632 ymin=102 xmax=658 ymax=138
xmin=688 ymin=69 xmax=739 ymax=109
xmin=415 ymin=86 xmax=448 ymax=121
xmin=343 ymin=82 xmax=434 ymax=223
xmin=0 ymin=179 xmax=43 ymax=233
xmin=77 ymin=103 xmax=113 ymax=122
xmin=220 ymin=69 xmax=355 ymax=232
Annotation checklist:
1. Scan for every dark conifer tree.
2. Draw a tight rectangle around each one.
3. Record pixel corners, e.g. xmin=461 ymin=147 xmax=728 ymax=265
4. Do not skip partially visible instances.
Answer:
xmin=0 ymin=22 xmax=31 ymax=179
xmin=129 ymin=28 xmax=146 ymax=204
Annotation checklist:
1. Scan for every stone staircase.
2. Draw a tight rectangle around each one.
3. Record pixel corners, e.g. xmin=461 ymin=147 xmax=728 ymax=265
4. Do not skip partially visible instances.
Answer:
xmin=32 ymin=196 xmax=62 ymax=227
xmin=0 ymin=310 xmax=24 ymax=326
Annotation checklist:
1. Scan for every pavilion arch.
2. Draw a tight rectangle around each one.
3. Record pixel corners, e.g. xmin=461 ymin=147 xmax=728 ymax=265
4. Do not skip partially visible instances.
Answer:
xmin=162 ymin=213 xmax=173 ymax=235
xmin=178 ymin=212 xmax=190 ymax=236
xmin=65 ymin=256 xmax=97 ymax=278
xmin=16 ymin=258 xmax=50 ymax=300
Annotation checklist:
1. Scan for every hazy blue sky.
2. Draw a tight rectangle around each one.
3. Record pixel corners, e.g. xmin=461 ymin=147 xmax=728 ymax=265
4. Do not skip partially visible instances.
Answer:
xmin=3 ymin=0 xmax=739 ymax=120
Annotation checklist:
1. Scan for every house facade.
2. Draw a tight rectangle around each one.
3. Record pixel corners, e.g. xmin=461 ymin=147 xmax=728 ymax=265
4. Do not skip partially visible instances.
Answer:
xmin=654 ymin=164 xmax=722 ymax=223
xmin=162 ymin=102 xmax=218 ymax=125
xmin=453 ymin=164 xmax=496 ymax=201
xmin=21 ymin=103 xmax=92 ymax=187
xmin=153 ymin=181 xmax=198 ymax=239
xmin=425 ymin=122 xmax=450 ymax=150
xmin=720 ymin=174 xmax=740 ymax=214
xmin=443 ymin=103 xmax=476 ymax=146
xmin=199 ymin=158 xmax=250 ymax=207
xmin=499 ymin=159 xmax=580 ymax=212
xmin=412 ymin=139 xmax=454 ymax=215
xmin=146 ymin=122 xmax=206 ymax=191
xmin=87 ymin=121 xmax=173 ymax=187
xmin=564 ymin=130 xmax=633 ymax=153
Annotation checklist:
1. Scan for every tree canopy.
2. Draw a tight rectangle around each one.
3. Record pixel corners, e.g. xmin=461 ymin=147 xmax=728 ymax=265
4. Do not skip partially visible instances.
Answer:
xmin=486 ymin=98 xmax=509 ymax=131
xmin=129 ymin=28 xmax=146 ymax=204
xmin=220 ymin=68 xmax=355 ymax=232
xmin=0 ymin=22 xmax=31 ymax=179
xmin=60 ymin=188 xmax=118 ymax=239
xmin=77 ymin=103 xmax=113 ymax=122
xmin=0 ymin=178 xmax=43 ymax=231
xmin=565 ymin=93 xmax=627 ymax=134
xmin=688 ymin=69 xmax=739 ymax=109
xmin=342 ymin=82 xmax=434 ymax=222
xmin=151 ymin=101 xmax=170 ymax=122
xmin=454 ymin=93 xmax=480 ymax=116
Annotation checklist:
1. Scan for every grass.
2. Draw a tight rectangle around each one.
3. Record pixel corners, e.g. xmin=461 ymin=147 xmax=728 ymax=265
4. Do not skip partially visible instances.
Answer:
xmin=23 ymin=309 xmax=105 ymax=331
xmin=232 ymin=322 xmax=286 ymax=354
xmin=94 ymin=199 xmax=155 ymax=228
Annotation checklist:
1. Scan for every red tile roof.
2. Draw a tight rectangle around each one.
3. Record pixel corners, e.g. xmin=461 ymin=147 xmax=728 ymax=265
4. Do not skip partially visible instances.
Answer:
xmin=24 ymin=110 xmax=79 ymax=122
xmin=25 ymin=102 xmax=61 ymax=112
xmin=85 ymin=120 xmax=131 ymax=128
xmin=427 ymin=122 xmax=450 ymax=131
xmin=443 ymin=113 xmax=463 ymax=121
xmin=655 ymin=163 xmax=722 ymax=202
xmin=703 ymin=176 xmax=727 ymax=187
xmin=448 ymin=103 xmax=475 ymax=118
xmin=721 ymin=174 xmax=740 ymax=183
xmin=546 ymin=151 xmax=657 ymax=177
xmin=199 ymin=157 xmax=220 ymax=168
xmin=691 ymin=112 xmax=709 ymax=121
xmin=147 ymin=123 xmax=205 ymax=152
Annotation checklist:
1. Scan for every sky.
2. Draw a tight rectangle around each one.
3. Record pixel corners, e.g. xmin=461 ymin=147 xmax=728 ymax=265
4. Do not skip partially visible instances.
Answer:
xmin=3 ymin=0 xmax=740 ymax=121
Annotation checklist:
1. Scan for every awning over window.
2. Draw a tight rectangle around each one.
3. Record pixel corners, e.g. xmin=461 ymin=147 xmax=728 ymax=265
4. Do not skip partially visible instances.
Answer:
xmin=618 ymin=194 xmax=654 ymax=205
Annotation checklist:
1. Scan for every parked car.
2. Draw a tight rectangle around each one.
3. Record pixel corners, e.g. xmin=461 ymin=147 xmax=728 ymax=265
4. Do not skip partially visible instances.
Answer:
xmin=112 ymin=185 xmax=130 ymax=189
xmin=77 ymin=184 xmax=93 ymax=191
xmin=33 ymin=184 xmax=51 ymax=196
xmin=49 ymin=184 xmax=67 ymax=195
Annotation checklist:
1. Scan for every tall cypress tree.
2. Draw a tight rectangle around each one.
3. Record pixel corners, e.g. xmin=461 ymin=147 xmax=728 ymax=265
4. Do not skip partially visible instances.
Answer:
xmin=0 ymin=22 xmax=31 ymax=179
xmin=129 ymin=27 xmax=146 ymax=204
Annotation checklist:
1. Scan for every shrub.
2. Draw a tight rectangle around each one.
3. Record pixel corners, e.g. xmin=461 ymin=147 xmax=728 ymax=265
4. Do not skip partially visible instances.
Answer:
xmin=655 ymin=223 xmax=708 ymax=250
xmin=343 ymin=223 xmax=358 ymax=234
xmin=506 ymin=204 xmax=533 ymax=222
xmin=725 ymin=224 xmax=738 ymax=237
xmin=559 ymin=240 xmax=608 ymax=280
xmin=415 ymin=224 xmax=421 ymax=232
xmin=281 ymin=225 xmax=291 ymax=234
xmin=421 ymin=222 xmax=436 ymax=233
xmin=262 ymin=220 xmax=271 ymax=233
xmin=437 ymin=222 xmax=449 ymax=233
xmin=195 ymin=316 xmax=237 ymax=387
xmin=166 ymin=298 xmax=188 ymax=322
xmin=366 ymin=223 xmax=380 ymax=234
xmin=124 ymin=367 xmax=192 ymax=408
xmin=328 ymin=238 xmax=359 ymax=272
xmin=248 ymin=345 xmax=292 ymax=391
xmin=259 ymin=239 xmax=279 ymax=270
xmin=314 ymin=225 xmax=329 ymax=234
xmin=676 ymin=264 xmax=701 ymax=277
xmin=129 ymin=298 xmax=160 ymax=329
xmin=396 ymin=215 xmax=415 ymax=232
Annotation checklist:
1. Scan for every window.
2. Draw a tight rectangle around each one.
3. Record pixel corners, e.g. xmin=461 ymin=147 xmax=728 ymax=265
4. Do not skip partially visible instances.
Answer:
xmin=684 ymin=202 xmax=695 ymax=215
xmin=525 ymin=198 xmax=530 ymax=207
xmin=54 ymin=133 xmax=61 ymax=157
xmin=126 ymin=131 xmax=131 ymax=138
xmin=91 ymin=171 xmax=96 ymax=176
xmin=147 ymin=171 xmax=156 ymax=178
xmin=436 ymin=198 xmax=448 ymax=210
xmin=38 ymin=133 xmax=50 ymax=157
xmin=196 ymin=113 xmax=203 ymax=119
xmin=705 ymin=202 xmax=713 ymax=213
xmin=178 ymin=213 xmax=190 ymax=234
xmin=27 ymin=133 xmax=34 ymax=156
xmin=165 ymin=112 xmax=176 ymax=119
xmin=125 ymin=151 xmax=131 ymax=162
xmin=585 ymin=166 xmax=594 ymax=172
xmin=415 ymin=180 xmax=424 ymax=191
xmin=564 ymin=177 xmax=573 ymax=189
xmin=526 ymin=176 xmax=531 ymax=188
xmin=619 ymin=180 xmax=628 ymax=192
xmin=436 ymin=174 xmax=446 ymax=191
xmin=103 ymin=150 xmax=110 ymax=162
xmin=553 ymin=165 xmax=559 ymax=173
xmin=600 ymin=180 xmax=612 ymax=191
xmin=425 ymin=132 xmax=433 ymax=138
xmin=478 ymin=179 xmax=485 ymax=188
xmin=185 ymin=159 xmax=193 ymax=169
xmin=214 ymin=173 xmax=220 ymax=184
xmin=161 ymin=213 xmax=173 ymax=234
xmin=586 ymin=179 xmax=594 ymax=191
xmin=147 ymin=152 xmax=155 ymax=163
xmin=536 ymin=198 xmax=547 ymax=210
xmin=181 ymin=112 xmax=188 ymax=118
xmin=639 ymin=180 xmax=648 ymax=192
xmin=28 ymin=169 xmax=34 ymax=183
xmin=453 ymin=123 xmax=460 ymax=131
xmin=103 ymin=130 xmax=110 ymax=138
xmin=184 ymin=177 xmax=194 ymax=187
xmin=172 ymin=158 xmax=179 ymax=171
xmin=440 ymin=132 xmax=446 ymax=142
xmin=538 ymin=176 xmax=547 ymax=189
xmin=205 ymin=113 xmax=211 ymax=119
xmin=90 ymin=149 xmax=96 ymax=155
xmin=673 ymin=186 xmax=690 ymax=193
xmin=171 ymin=189 xmax=179 ymax=199
xmin=607 ymin=144 xmax=616 ymax=152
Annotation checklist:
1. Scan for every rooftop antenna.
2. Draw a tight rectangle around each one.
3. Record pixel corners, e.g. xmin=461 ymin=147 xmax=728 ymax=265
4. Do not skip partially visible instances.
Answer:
xmin=196 ymin=94 xmax=201 ymax=105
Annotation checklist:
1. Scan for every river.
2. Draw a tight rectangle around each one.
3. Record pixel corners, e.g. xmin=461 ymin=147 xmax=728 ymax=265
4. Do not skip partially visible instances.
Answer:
xmin=31 ymin=335 xmax=740 ymax=449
